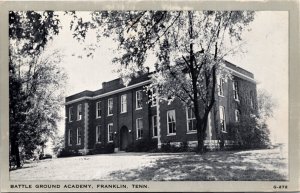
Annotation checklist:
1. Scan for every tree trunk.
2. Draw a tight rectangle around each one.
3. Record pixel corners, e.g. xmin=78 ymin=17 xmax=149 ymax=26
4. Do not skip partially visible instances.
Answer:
xmin=10 ymin=137 xmax=21 ymax=168
xmin=196 ymin=112 xmax=210 ymax=154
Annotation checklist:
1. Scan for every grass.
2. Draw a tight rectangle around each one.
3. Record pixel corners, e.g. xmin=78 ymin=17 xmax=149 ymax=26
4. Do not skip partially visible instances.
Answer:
xmin=10 ymin=145 xmax=287 ymax=181
xmin=109 ymin=146 xmax=288 ymax=181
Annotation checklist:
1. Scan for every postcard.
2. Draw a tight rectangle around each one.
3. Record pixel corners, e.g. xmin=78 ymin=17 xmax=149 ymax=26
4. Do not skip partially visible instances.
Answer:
xmin=1 ymin=0 xmax=299 ymax=192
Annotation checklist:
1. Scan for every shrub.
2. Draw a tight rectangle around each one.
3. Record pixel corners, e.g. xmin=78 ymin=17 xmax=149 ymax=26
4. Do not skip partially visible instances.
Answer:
xmin=160 ymin=141 xmax=190 ymax=152
xmin=126 ymin=138 xmax=157 ymax=152
xmin=39 ymin=154 xmax=53 ymax=160
xmin=229 ymin=115 xmax=271 ymax=149
xmin=57 ymin=148 xmax=81 ymax=158
xmin=93 ymin=143 xmax=115 ymax=154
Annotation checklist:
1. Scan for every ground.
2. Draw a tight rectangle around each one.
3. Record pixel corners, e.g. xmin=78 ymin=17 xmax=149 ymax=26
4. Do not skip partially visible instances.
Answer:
xmin=10 ymin=145 xmax=288 ymax=181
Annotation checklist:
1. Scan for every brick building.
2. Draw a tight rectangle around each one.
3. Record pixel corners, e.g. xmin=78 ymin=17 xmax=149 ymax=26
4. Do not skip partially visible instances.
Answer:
xmin=64 ymin=61 xmax=257 ymax=153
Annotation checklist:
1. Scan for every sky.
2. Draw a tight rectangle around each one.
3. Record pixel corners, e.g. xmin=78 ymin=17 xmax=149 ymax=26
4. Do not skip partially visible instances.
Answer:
xmin=46 ymin=11 xmax=288 ymax=144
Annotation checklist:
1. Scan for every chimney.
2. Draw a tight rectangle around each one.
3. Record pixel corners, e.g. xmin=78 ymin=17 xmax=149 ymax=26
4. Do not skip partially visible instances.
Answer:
xmin=102 ymin=82 xmax=106 ymax=88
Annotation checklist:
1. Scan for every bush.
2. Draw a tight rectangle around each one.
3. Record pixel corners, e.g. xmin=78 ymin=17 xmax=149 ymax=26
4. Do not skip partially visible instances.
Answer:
xmin=57 ymin=148 xmax=81 ymax=158
xmin=126 ymin=138 xmax=157 ymax=152
xmin=93 ymin=143 xmax=115 ymax=154
xmin=229 ymin=115 xmax=271 ymax=149
xmin=160 ymin=141 xmax=190 ymax=152
xmin=39 ymin=154 xmax=53 ymax=160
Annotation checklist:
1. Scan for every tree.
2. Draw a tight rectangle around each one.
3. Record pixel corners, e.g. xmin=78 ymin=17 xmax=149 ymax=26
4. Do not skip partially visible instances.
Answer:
xmin=70 ymin=11 xmax=255 ymax=153
xmin=52 ymin=133 xmax=65 ymax=157
xmin=229 ymin=89 xmax=276 ymax=149
xmin=257 ymin=88 xmax=277 ymax=121
xmin=229 ymin=114 xmax=271 ymax=149
xmin=9 ymin=11 xmax=63 ymax=167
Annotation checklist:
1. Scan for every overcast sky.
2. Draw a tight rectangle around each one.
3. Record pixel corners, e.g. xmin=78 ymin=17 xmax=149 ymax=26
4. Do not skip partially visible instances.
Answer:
xmin=46 ymin=11 xmax=288 ymax=144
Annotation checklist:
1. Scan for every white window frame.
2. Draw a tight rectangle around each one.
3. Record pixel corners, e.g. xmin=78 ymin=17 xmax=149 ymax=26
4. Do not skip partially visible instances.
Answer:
xmin=136 ymin=90 xmax=143 ymax=110
xmin=96 ymin=125 xmax=101 ymax=143
xmin=186 ymin=106 xmax=196 ymax=133
xmin=96 ymin=101 xmax=101 ymax=118
xmin=152 ymin=115 xmax=158 ymax=138
xmin=218 ymin=77 xmax=225 ymax=97
xmin=77 ymin=104 xmax=82 ymax=121
xmin=233 ymin=81 xmax=239 ymax=101
xmin=167 ymin=110 xmax=176 ymax=135
xmin=136 ymin=118 xmax=143 ymax=139
xmin=151 ymin=88 xmax=157 ymax=107
xmin=68 ymin=129 xmax=72 ymax=146
xmin=120 ymin=94 xmax=127 ymax=113
xmin=76 ymin=128 xmax=81 ymax=145
xmin=69 ymin=107 xmax=73 ymax=122
xmin=107 ymin=98 xmax=113 ymax=116
xmin=107 ymin=123 xmax=113 ymax=142
xmin=219 ymin=106 xmax=226 ymax=132
xmin=235 ymin=110 xmax=240 ymax=123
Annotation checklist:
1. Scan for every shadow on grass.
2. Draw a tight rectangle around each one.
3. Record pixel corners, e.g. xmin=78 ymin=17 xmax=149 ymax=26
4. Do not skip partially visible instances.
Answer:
xmin=109 ymin=149 xmax=288 ymax=181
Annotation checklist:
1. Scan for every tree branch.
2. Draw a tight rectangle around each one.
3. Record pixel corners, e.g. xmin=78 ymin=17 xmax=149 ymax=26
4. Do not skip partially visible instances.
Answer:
xmin=149 ymin=12 xmax=181 ymax=47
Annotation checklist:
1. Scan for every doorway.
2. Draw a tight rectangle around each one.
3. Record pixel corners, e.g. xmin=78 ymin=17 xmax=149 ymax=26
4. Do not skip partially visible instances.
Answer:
xmin=120 ymin=126 xmax=129 ymax=151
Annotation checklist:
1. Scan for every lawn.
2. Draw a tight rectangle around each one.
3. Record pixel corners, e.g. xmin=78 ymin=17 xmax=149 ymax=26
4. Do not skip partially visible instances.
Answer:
xmin=9 ymin=145 xmax=287 ymax=181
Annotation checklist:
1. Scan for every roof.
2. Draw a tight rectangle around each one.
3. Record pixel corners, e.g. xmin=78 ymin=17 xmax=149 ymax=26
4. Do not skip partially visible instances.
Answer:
xmin=65 ymin=62 xmax=255 ymax=104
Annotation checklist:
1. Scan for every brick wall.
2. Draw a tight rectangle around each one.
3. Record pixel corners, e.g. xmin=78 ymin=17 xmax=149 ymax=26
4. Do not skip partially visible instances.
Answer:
xmin=64 ymin=70 xmax=257 ymax=152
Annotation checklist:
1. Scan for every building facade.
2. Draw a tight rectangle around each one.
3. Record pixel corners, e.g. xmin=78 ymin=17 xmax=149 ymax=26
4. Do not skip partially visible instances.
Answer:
xmin=64 ymin=61 xmax=257 ymax=153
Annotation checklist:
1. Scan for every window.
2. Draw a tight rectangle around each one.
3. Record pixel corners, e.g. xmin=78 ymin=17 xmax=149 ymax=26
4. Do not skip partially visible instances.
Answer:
xmin=219 ymin=106 xmax=226 ymax=132
xmin=233 ymin=81 xmax=239 ymax=101
xmin=186 ymin=106 xmax=196 ymax=132
xmin=152 ymin=115 xmax=158 ymax=137
xmin=96 ymin=125 xmax=101 ymax=143
xmin=108 ymin=98 xmax=113 ymax=116
xmin=107 ymin=123 xmax=113 ymax=142
xmin=76 ymin=128 xmax=81 ymax=145
xmin=121 ymin=94 xmax=127 ymax=113
xmin=167 ymin=110 xmax=176 ymax=135
xmin=218 ymin=78 xmax=225 ymax=96
xmin=96 ymin=101 xmax=101 ymax=118
xmin=151 ymin=88 xmax=157 ymax=106
xmin=136 ymin=118 xmax=143 ymax=139
xmin=235 ymin=110 xmax=240 ymax=122
xmin=136 ymin=90 xmax=142 ymax=109
xmin=69 ymin=107 xmax=73 ymax=122
xmin=68 ymin=129 xmax=72 ymax=146
xmin=250 ymin=91 xmax=255 ymax=109
xmin=77 ymin=104 xmax=82 ymax=120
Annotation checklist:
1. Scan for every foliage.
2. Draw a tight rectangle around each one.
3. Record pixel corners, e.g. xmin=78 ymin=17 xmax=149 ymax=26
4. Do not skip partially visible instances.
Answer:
xmin=257 ymin=89 xmax=277 ymax=121
xmin=39 ymin=154 xmax=53 ymax=160
xmin=69 ymin=11 xmax=255 ymax=153
xmin=57 ymin=148 xmax=82 ymax=158
xmin=229 ymin=115 xmax=271 ymax=149
xmin=159 ymin=141 xmax=191 ymax=152
xmin=52 ymin=134 xmax=65 ymax=156
xmin=90 ymin=143 xmax=115 ymax=154
xmin=9 ymin=11 xmax=63 ymax=167
xmin=125 ymin=138 xmax=157 ymax=152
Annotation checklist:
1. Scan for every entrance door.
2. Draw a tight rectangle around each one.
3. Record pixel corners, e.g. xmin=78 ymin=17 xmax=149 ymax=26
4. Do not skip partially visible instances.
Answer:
xmin=120 ymin=126 xmax=129 ymax=150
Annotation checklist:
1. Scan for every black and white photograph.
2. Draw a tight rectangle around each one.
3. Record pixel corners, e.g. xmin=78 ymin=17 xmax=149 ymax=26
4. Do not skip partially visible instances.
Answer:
xmin=1 ymin=1 xmax=299 ymax=192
